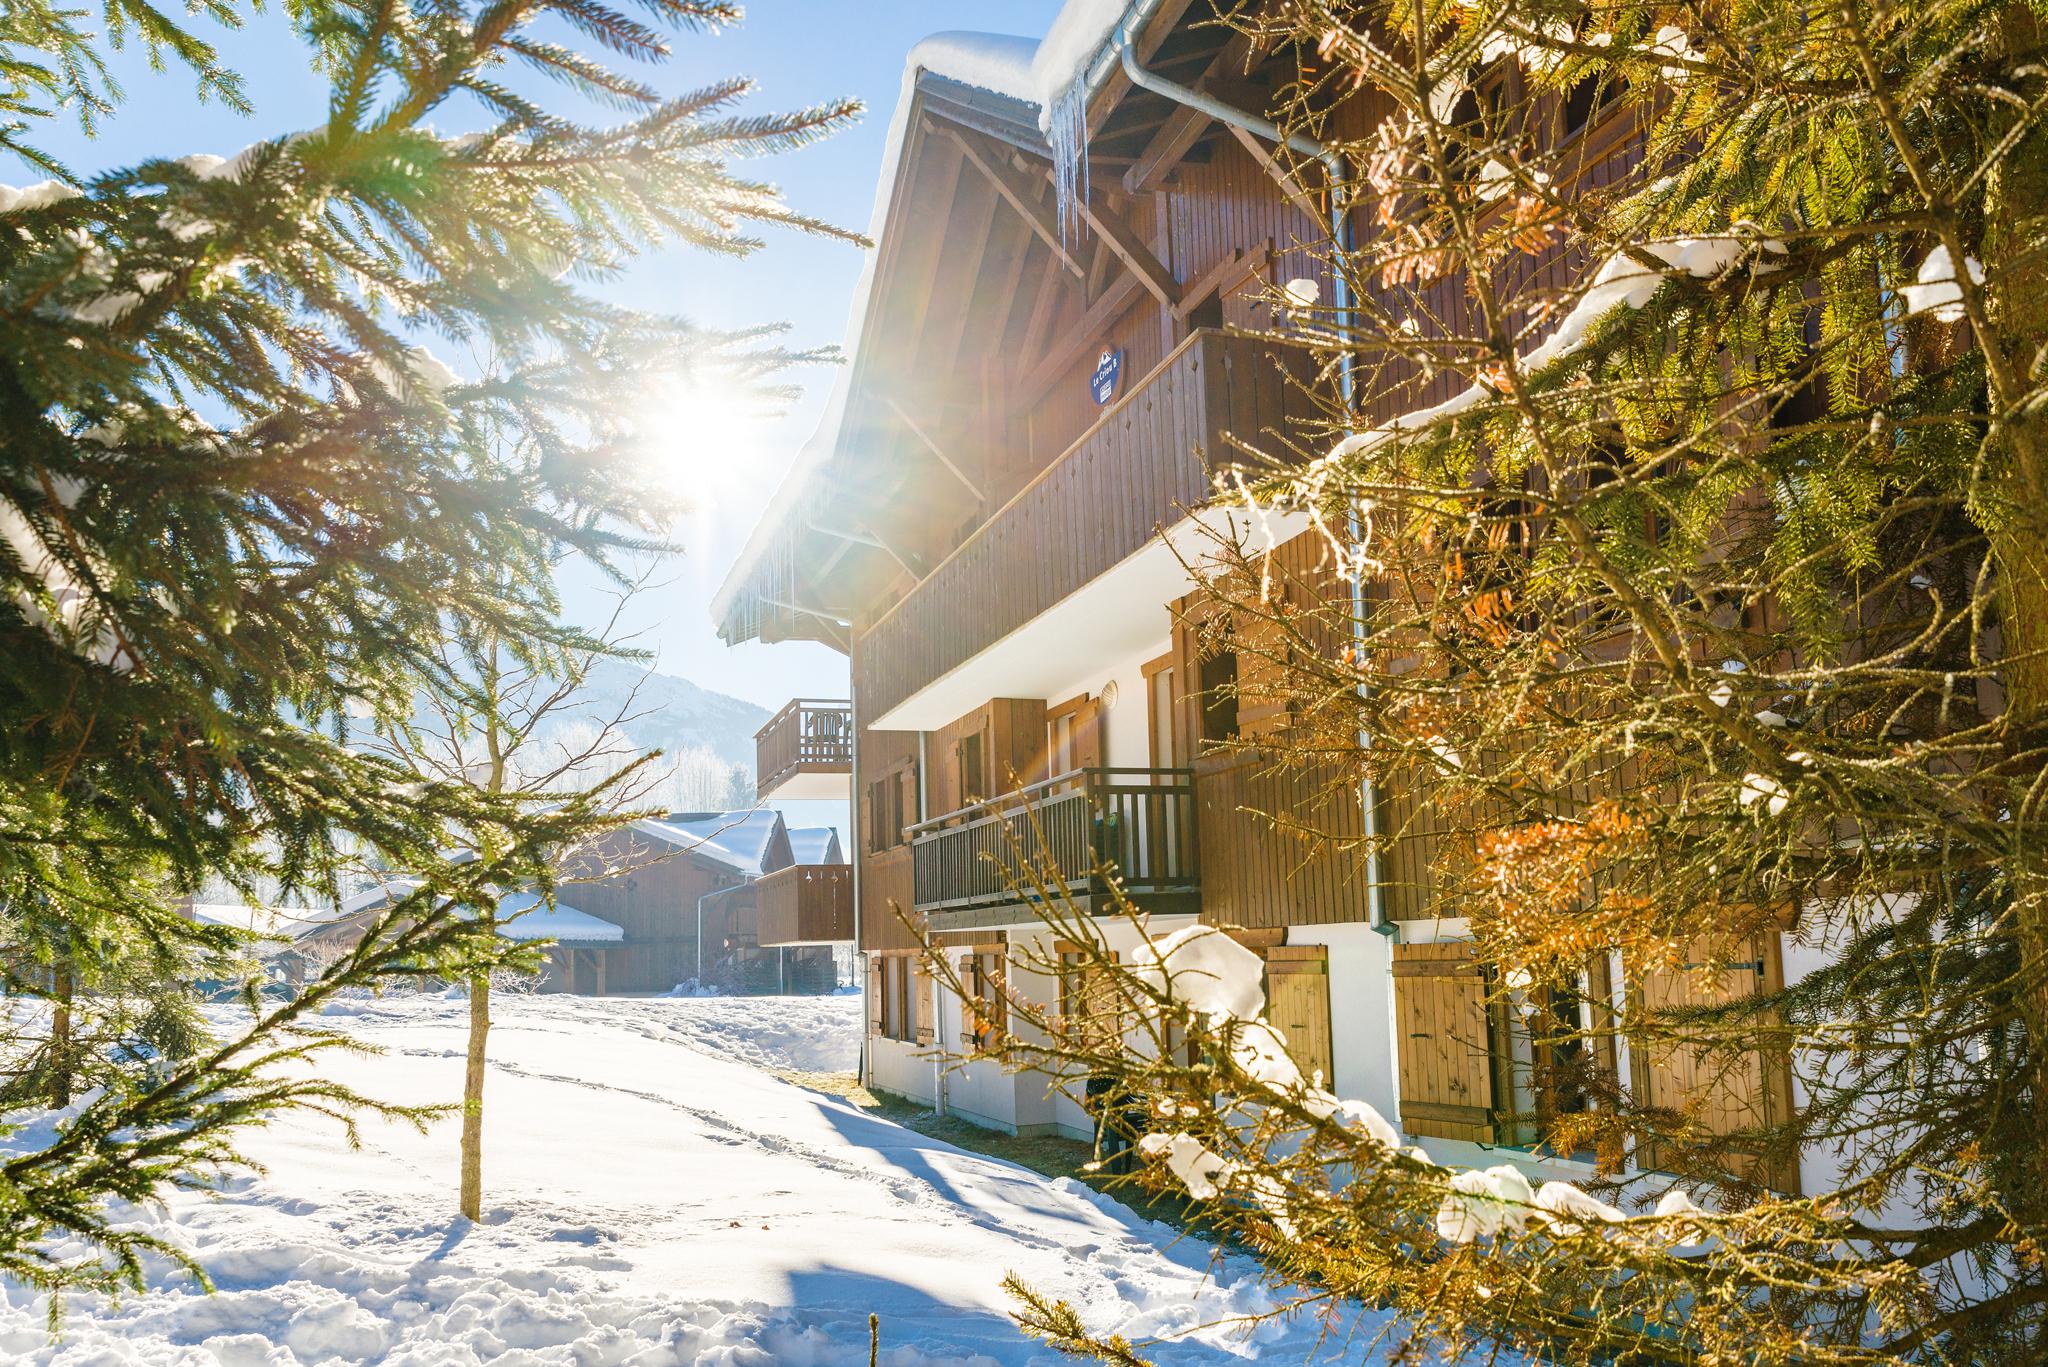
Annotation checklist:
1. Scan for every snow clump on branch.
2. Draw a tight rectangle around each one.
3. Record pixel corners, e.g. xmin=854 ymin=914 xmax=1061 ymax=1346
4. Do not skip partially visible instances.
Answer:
xmin=1901 ymin=244 xmax=1985 ymax=325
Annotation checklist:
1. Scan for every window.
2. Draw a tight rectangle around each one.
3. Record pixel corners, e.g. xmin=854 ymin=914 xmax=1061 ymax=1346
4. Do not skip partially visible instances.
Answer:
xmin=864 ymin=765 xmax=914 ymax=854
xmin=1198 ymin=648 xmax=1240 ymax=745
xmin=877 ymin=954 xmax=918 ymax=1043
xmin=1144 ymin=655 xmax=1179 ymax=768
xmin=963 ymin=949 xmax=1007 ymax=1053
xmin=1495 ymin=979 xmax=1594 ymax=1151
xmin=1058 ymin=944 xmax=1123 ymax=1053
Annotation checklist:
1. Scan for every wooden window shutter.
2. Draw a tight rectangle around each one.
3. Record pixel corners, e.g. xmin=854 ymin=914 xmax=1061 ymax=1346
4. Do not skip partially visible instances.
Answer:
xmin=1072 ymin=697 xmax=1103 ymax=770
xmin=1264 ymin=945 xmax=1334 ymax=1086
xmin=1393 ymin=942 xmax=1497 ymax=1142
xmin=867 ymin=956 xmax=886 ymax=1036
xmin=1630 ymin=932 xmax=1800 ymax=1192
xmin=986 ymin=948 xmax=1009 ymax=1045
xmin=958 ymin=952 xmax=981 ymax=1049
xmin=913 ymin=958 xmax=935 ymax=1044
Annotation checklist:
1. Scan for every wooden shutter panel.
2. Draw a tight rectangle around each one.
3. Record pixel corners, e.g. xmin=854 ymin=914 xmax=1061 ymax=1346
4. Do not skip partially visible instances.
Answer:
xmin=914 ymin=958 xmax=935 ymax=1044
xmin=1632 ymin=933 xmax=1799 ymax=1192
xmin=986 ymin=949 xmax=1009 ymax=1044
xmin=867 ymin=956 xmax=885 ymax=1036
xmin=958 ymin=952 xmax=980 ymax=1049
xmin=1265 ymin=945 xmax=1334 ymax=1086
xmin=1236 ymin=614 xmax=1289 ymax=740
xmin=1072 ymin=697 xmax=1103 ymax=770
xmin=1393 ymin=942 xmax=1496 ymax=1142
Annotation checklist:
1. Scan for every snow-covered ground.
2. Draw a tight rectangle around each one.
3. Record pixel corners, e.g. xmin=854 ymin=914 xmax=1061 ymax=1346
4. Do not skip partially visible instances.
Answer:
xmin=0 ymin=994 xmax=1384 ymax=1365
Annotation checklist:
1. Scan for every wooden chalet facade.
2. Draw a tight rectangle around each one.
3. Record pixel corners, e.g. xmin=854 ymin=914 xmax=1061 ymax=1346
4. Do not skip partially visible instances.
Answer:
xmin=712 ymin=1 xmax=1814 ymax=1194
xmin=302 ymin=810 xmax=853 ymax=997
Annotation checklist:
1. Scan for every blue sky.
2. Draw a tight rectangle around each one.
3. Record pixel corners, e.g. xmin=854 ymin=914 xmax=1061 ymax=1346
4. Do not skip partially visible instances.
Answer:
xmin=17 ymin=1 xmax=1066 ymax=714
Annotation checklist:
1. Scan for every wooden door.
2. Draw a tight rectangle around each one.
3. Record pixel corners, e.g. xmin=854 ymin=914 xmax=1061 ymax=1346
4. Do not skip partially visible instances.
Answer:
xmin=1631 ymin=933 xmax=1798 ymax=1191
xmin=1265 ymin=945 xmax=1334 ymax=1086
xmin=1393 ymin=942 xmax=1496 ymax=1142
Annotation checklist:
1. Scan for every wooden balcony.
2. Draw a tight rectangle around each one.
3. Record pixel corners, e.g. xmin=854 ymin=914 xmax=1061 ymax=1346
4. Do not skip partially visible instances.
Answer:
xmin=755 ymin=863 xmax=854 ymax=946
xmin=755 ymin=699 xmax=853 ymax=800
xmin=1193 ymin=747 xmax=1373 ymax=931
xmin=858 ymin=329 xmax=1314 ymax=723
xmin=908 ymin=768 xmax=1199 ymax=932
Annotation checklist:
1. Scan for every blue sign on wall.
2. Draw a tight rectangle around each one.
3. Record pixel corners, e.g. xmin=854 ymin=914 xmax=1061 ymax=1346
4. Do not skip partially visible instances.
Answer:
xmin=1090 ymin=346 xmax=1124 ymax=405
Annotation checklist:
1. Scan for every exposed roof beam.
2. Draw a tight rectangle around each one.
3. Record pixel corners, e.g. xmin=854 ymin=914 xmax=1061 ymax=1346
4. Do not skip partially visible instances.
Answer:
xmin=883 ymin=395 xmax=985 ymax=502
xmin=759 ymin=592 xmax=850 ymax=628
xmin=1125 ymin=26 xmax=1268 ymax=195
xmin=1022 ymin=271 xmax=1144 ymax=403
xmin=1020 ymin=252 xmax=1070 ymax=364
xmin=943 ymin=126 xmax=1086 ymax=280
xmin=1172 ymin=243 xmax=1271 ymax=321
xmin=1224 ymin=122 xmax=1324 ymax=225
xmin=1073 ymin=186 xmax=1181 ymax=308
xmin=805 ymin=518 xmax=922 ymax=579
xmin=1085 ymin=0 xmax=1204 ymax=139
xmin=758 ymin=596 xmax=852 ymax=653
xmin=911 ymin=170 xmax=1001 ymax=378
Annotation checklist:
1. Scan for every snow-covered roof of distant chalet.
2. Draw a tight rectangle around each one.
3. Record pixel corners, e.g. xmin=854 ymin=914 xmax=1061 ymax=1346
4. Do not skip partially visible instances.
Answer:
xmin=492 ymin=892 xmax=623 ymax=945
xmin=633 ymin=808 xmax=790 ymax=877
xmin=183 ymin=903 xmax=324 ymax=941
xmin=339 ymin=876 xmax=423 ymax=916
xmin=787 ymin=826 xmax=845 ymax=866
xmin=709 ymin=2 xmax=1145 ymax=643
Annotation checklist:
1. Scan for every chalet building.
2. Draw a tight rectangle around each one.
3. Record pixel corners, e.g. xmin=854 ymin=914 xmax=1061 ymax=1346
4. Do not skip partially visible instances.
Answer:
xmin=712 ymin=1 xmax=1819 ymax=1197
xmin=302 ymin=809 xmax=852 ymax=996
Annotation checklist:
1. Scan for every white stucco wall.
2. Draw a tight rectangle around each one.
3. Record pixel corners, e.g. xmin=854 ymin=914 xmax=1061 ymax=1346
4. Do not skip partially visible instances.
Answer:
xmin=867 ymin=1032 xmax=936 ymax=1107
xmin=1041 ymin=636 xmax=1173 ymax=770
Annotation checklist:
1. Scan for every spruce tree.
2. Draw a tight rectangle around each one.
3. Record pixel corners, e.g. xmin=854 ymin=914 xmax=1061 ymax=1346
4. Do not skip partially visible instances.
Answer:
xmin=0 ymin=0 xmax=854 ymax=1301
xmin=993 ymin=3 xmax=2048 ymax=1363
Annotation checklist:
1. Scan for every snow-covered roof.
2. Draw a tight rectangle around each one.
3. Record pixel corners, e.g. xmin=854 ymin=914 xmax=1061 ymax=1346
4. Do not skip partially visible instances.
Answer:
xmin=492 ymin=892 xmax=623 ymax=945
xmin=787 ymin=827 xmax=845 ymax=866
xmin=634 ymin=808 xmax=788 ymax=877
xmin=338 ymin=877 xmax=424 ymax=915
xmin=184 ymin=903 xmax=320 ymax=941
xmin=709 ymin=3 xmax=1146 ymax=641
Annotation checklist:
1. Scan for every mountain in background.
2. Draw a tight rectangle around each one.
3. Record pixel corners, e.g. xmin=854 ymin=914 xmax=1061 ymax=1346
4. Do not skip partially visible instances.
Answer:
xmin=580 ymin=658 xmax=770 ymax=771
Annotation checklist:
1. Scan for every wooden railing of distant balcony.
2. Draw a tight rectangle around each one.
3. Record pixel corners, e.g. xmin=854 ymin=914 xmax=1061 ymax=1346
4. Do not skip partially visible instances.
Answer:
xmin=856 ymin=330 xmax=1314 ymax=721
xmin=754 ymin=863 xmax=854 ymax=946
xmin=907 ymin=768 xmax=1199 ymax=923
xmin=754 ymin=698 xmax=852 ymax=799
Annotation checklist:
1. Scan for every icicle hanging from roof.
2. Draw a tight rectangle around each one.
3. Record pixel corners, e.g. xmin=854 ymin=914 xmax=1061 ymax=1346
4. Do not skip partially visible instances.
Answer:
xmin=1046 ymin=68 xmax=1090 ymax=246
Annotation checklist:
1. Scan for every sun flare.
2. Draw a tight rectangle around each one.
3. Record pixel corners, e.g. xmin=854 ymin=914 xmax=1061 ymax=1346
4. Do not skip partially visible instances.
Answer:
xmin=636 ymin=377 xmax=779 ymax=514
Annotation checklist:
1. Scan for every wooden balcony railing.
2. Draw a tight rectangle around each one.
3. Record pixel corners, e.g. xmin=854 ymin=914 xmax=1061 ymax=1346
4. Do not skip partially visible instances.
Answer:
xmin=754 ymin=863 xmax=854 ymax=946
xmin=1193 ymin=747 xmax=1373 ymax=931
xmin=908 ymin=768 xmax=1199 ymax=924
xmin=755 ymin=698 xmax=853 ymax=800
xmin=857 ymin=329 xmax=1314 ymax=721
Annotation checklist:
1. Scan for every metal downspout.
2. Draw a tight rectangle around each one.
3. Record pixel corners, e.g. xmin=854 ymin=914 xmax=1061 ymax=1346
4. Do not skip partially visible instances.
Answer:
xmin=919 ymin=731 xmax=947 ymax=1117
xmin=850 ymin=685 xmax=867 ymax=1087
xmin=1113 ymin=35 xmax=1391 ymax=935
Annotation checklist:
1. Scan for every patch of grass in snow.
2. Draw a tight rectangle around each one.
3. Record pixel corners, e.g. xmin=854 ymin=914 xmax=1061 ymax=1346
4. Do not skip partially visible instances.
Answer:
xmin=777 ymin=1070 xmax=1238 ymax=1247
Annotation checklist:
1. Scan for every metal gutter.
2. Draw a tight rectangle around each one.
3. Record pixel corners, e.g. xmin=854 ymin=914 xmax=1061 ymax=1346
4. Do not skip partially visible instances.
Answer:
xmin=1111 ymin=28 xmax=1392 ymax=936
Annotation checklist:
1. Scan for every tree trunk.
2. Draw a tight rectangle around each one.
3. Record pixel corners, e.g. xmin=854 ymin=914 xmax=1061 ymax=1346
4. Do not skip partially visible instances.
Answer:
xmin=459 ymin=972 xmax=489 ymax=1221
xmin=49 ymin=963 xmax=73 ymax=1109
